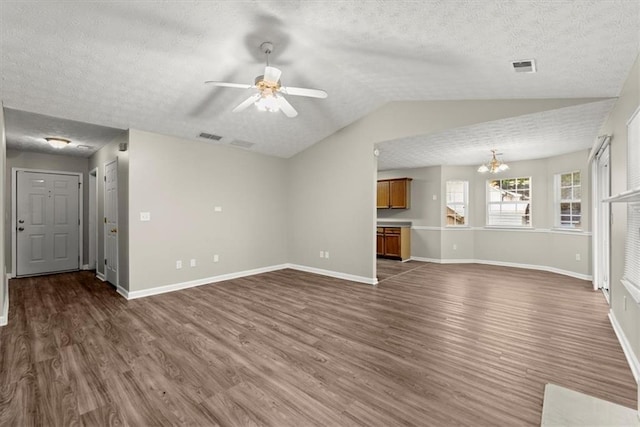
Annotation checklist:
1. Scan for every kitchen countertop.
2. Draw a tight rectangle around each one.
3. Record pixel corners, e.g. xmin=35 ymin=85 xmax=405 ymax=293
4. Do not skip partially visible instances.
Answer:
xmin=377 ymin=221 xmax=412 ymax=228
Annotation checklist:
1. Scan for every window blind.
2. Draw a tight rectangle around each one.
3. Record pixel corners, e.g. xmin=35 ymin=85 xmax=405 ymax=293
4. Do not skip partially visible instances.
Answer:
xmin=624 ymin=108 xmax=640 ymax=288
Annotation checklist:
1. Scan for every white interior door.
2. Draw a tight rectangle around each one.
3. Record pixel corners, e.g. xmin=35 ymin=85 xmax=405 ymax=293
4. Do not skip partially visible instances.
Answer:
xmin=16 ymin=171 xmax=80 ymax=276
xmin=104 ymin=160 xmax=118 ymax=286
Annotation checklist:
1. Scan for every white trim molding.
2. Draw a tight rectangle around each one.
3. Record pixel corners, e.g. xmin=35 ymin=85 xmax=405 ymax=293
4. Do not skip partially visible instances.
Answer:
xmin=411 ymin=225 xmax=591 ymax=236
xmin=287 ymin=264 xmax=378 ymax=286
xmin=118 ymin=263 xmax=378 ymax=301
xmin=124 ymin=264 xmax=290 ymax=300
xmin=410 ymin=257 xmax=592 ymax=281
xmin=96 ymin=272 xmax=106 ymax=282
xmin=0 ymin=273 xmax=9 ymax=326
xmin=609 ymin=309 xmax=640 ymax=383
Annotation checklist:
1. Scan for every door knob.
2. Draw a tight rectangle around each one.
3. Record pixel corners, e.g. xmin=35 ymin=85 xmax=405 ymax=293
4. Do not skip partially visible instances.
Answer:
xmin=18 ymin=219 xmax=24 ymax=224
xmin=111 ymin=228 xmax=117 ymax=233
xmin=18 ymin=227 xmax=24 ymax=232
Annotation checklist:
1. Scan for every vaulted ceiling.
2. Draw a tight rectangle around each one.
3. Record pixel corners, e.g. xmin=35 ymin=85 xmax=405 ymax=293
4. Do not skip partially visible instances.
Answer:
xmin=1 ymin=1 xmax=638 ymax=163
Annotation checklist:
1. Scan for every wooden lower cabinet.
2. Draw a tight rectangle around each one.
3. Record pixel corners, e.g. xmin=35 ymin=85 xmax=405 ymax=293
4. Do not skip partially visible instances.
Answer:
xmin=376 ymin=228 xmax=385 ymax=256
xmin=376 ymin=227 xmax=410 ymax=261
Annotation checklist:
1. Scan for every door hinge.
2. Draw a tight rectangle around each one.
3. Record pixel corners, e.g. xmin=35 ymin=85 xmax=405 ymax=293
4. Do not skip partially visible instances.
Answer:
xmin=78 ymin=219 xmax=80 ymax=226
xmin=78 ymin=182 xmax=81 ymax=188
xmin=104 ymin=217 xmax=107 ymax=223
xmin=104 ymin=176 xmax=106 ymax=182
xmin=105 ymin=259 xmax=107 ymax=265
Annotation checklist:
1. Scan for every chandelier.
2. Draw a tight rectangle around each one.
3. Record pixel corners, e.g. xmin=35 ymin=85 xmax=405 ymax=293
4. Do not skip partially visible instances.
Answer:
xmin=477 ymin=150 xmax=509 ymax=173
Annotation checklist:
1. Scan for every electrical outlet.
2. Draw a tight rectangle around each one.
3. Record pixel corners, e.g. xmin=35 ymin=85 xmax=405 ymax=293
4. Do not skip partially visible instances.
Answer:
xmin=432 ymin=194 xmax=437 ymax=201
xmin=176 ymin=260 xmax=182 ymax=269
xmin=140 ymin=212 xmax=151 ymax=221
xmin=453 ymin=244 xmax=457 ymax=250
xmin=214 ymin=206 xmax=222 ymax=212
xmin=575 ymin=253 xmax=581 ymax=261
xmin=213 ymin=254 xmax=219 ymax=263
xmin=320 ymin=251 xmax=324 ymax=258
xmin=325 ymin=251 xmax=330 ymax=259
xmin=190 ymin=259 xmax=196 ymax=267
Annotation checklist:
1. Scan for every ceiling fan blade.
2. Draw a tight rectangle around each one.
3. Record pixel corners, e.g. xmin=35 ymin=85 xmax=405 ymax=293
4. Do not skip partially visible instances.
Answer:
xmin=264 ymin=66 xmax=282 ymax=83
xmin=205 ymin=81 xmax=253 ymax=89
xmin=275 ymin=95 xmax=298 ymax=118
xmin=280 ymin=86 xmax=328 ymax=99
xmin=232 ymin=93 xmax=261 ymax=113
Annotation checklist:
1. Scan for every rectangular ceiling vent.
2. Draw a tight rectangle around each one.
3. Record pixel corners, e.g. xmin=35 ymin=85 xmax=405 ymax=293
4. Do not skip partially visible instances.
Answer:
xmin=229 ymin=140 xmax=255 ymax=149
xmin=511 ymin=59 xmax=536 ymax=73
xmin=198 ymin=132 xmax=223 ymax=141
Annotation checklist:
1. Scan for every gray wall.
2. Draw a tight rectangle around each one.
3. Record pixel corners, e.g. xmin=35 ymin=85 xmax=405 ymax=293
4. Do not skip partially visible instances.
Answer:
xmin=0 ymin=106 xmax=6 ymax=324
xmin=378 ymin=150 xmax=592 ymax=278
xmin=289 ymin=98 xmax=607 ymax=283
xmin=5 ymin=149 xmax=90 ymax=274
xmin=127 ymin=130 xmax=288 ymax=292
xmin=601 ymin=55 xmax=640 ymax=358
xmin=88 ymin=131 xmax=129 ymax=289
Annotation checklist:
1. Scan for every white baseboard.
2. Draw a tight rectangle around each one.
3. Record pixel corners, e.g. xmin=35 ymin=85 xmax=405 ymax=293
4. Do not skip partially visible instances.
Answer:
xmin=81 ymin=264 xmax=90 ymax=270
xmin=96 ymin=272 xmax=106 ymax=281
xmin=116 ymin=286 xmax=129 ymax=299
xmin=609 ymin=309 xmax=640 ymax=383
xmin=286 ymin=264 xmax=378 ymax=286
xmin=0 ymin=273 xmax=9 ymax=326
xmin=409 ymin=257 xmax=592 ymax=281
xmin=119 ymin=263 xmax=378 ymax=301
xmin=124 ymin=264 xmax=290 ymax=300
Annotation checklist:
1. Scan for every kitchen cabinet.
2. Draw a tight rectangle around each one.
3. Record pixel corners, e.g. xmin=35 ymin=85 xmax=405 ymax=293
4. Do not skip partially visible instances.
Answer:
xmin=377 ymin=178 xmax=412 ymax=209
xmin=376 ymin=227 xmax=411 ymax=261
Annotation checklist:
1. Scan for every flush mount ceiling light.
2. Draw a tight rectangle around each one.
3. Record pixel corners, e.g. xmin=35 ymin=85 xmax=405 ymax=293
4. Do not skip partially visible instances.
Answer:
xmin=44 ymin=137 xmax=71 ymax=149
xmin=478 ymin=149 xmax=509 ymax=173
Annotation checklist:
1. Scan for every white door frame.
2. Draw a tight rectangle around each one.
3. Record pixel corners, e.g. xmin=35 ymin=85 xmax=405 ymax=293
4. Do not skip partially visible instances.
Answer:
xmin=11 ymin=167 xmax=83 ymax=277
xmin=89 ymin=167 xmax=98 ymax=270
xmin=591 ymin=137 xmax=611 ymax=297
xmin=104 ymin=159 xmax=118 ymax=288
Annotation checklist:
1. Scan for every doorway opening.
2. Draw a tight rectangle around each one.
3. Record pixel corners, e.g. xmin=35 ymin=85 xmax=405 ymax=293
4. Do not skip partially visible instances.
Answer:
xmin=592 ymin=138 xmax=611 ymax=300
xmin=89 ymin=168 xmax=98 ymax=271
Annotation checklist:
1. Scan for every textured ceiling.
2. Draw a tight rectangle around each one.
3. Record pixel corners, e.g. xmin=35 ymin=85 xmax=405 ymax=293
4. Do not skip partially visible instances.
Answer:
xmin=377 ymin=99 xmax=617 ymax=170
xmin=4 ymin=109 xmax=125 ymax=158
xmin=0 ymin=1 xmax=639 ymax=160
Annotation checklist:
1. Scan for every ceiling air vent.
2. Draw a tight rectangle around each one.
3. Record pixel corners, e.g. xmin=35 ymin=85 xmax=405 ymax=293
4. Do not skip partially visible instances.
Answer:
xmin=229 ymin=140 xmax=255 ymax=149
xmin=198 ymin=132 xmax=223 ymax=141
xmin=511 ymin=59 xmax=536 ymax=73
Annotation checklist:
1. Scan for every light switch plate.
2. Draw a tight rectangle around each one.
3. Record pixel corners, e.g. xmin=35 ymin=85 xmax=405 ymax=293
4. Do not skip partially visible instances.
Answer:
xmin=190 ymin=259 xmax=196 ymax=267
xmin=214 ymin=206 xmax=222 ymax=212
xmin=140 ymin=212 xmax=151 ymax=221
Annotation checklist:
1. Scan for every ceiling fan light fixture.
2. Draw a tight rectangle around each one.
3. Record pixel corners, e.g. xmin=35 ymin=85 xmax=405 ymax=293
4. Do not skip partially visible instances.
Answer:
xmin=478 ymin=149 xmax=509 ymax=174
xmin=255 ymin=94 xmax=280 ymax=112
xmin=44 ymin=137 xmax=71 ymax=149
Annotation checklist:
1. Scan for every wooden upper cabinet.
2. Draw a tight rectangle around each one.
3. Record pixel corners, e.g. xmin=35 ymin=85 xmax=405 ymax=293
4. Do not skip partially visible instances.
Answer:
xmin=377 ymin=178 xmax=412 ymax=209
xmin=377 ymin=181 xmax=390 ymax=209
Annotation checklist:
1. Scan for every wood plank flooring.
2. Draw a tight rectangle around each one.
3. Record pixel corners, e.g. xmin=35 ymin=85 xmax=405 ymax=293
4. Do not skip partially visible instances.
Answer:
xmin=0 ymin=262 xmax=635 ymax=426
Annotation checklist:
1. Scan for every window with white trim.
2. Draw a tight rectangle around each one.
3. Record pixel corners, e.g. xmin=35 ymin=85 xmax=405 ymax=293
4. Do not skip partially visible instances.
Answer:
xmin=445 ymin=180 xmax=468 ymax=226
xmin=555 ymin=171 xmax=581 ymax=229
xmin=487 ymin=177 xmax=531 ymax=227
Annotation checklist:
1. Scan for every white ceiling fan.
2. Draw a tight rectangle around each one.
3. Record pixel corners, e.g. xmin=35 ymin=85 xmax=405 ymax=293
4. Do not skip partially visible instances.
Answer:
xmin=205 ymin=42 xmax=327 ymax=118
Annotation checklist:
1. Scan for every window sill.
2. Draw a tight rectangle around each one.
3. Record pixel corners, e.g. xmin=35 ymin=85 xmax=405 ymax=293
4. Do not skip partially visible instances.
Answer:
xmin=483 ymin=226 xmax=534 ymax=230
xmin=621 ymin=279 xmax=640 ymax=305
xmin=551 ymin=227 xmax=583 ymax=232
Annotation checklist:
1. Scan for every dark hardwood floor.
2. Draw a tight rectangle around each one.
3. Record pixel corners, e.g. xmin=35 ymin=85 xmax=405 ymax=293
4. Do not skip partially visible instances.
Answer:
xmin=0 ymin=262 xmax=635 ymax=426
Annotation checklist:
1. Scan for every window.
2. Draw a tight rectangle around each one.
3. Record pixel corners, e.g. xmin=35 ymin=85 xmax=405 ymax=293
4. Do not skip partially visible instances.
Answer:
xmin=487 ymin=177 xmax=531 ymax=227
xmin=555 ymin=171 xmax=581 ymax=229
xmin=446 ymin=181 xmax=468 ymax=226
